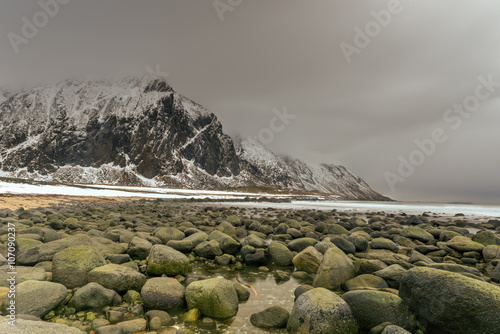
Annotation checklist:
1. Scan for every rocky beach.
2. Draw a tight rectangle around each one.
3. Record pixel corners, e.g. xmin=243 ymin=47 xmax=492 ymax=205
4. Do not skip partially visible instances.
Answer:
xmin=0 ymin=198 xmax=499 ymax=334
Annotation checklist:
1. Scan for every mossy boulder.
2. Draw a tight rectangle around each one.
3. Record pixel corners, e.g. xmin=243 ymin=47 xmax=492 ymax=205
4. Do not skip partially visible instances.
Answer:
xmin=313 ymin=245 xmax=356 ymax=291
xmin=146 ymin=245 xmax=190 ymax=276
xmin=400 ymin=226 xmax=434 ymax=243
xmin=52 ymin=245 xmax=106 ymax=288
xmin=287 ymin=288 xmax=358 ymax=334
xmin=447 ymin=236 xmax=485 ymax=252
xmin=2 ymin=280 xmax=67 ymax=318
xmin=399 ymin=267 xmax=500 ymax=334
xmin=292 ymin=246 xmax=323 ymax=274
xmin=208 ymin=231 xmax=240 ymax=254
xmin=141 ymin=277 xmax=186 ymax=311
xmin=250 ymin=306 xmax=289 ymax=329
xmin=472 ymin=231 xmax=500 ymax=246
xmin=68 ymin=282 xmax=120 ymax=311
xmin=88 ymin=264 xmax=147 ymax=293
xmin=342 ymin=290 xmax=417 ymax=332
xmin=268 ymin=241 xmax=293 ymax=266
xmin=185 ymin=278 xmax=238 ymax=319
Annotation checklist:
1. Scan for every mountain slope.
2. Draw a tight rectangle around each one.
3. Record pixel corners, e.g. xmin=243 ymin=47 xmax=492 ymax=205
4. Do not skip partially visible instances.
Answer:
xmin=235 ymin=137 xmax=389 ymax=200
xmin=0 ymin=77 xmax=389 ymax=200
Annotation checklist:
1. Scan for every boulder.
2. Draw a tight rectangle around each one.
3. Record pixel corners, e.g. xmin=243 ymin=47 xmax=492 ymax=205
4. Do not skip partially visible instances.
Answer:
xmin=288 ymin=238 xmax=318 ymax=252
xmin=268 ymin=241 xmax=293 ymax=266
xmin=342 ymin=274 xmax=389 ymax=291
xmin=287 ymin=288 xmax=358 ymax=334
xmin=472 ymin=231 xmax=500 ymax=246
xmin=141 ymin=277 xmax=185 ymax=311
xmin=146 ymin=245 xmax=190 ymax=276
xmin=373 ymin=264 xmax=407 ymax=289
xmin=0 ymin=266 xmax=46 ymax=286
xmin=2 ymin=280 xmax=67 ymax=318
xmin=447 ymin=236 xmax=485 ymax=253
xmin=313 ymin=246 xmax=356 ymax=291
xmin=292 ymin=246 xmax=323 ymax=274
xmin=208 ymin=231 xmax=240 ymax=254
xmin=185 ymin=278 xmax=238 ymax=319
xmin=250 ymin=306 xmax=289 ymax=329
xmin=371 ymin=238 xmax=399 ymax=252
xmin=194 ymin=240 xmax=223 ymax=259
xmin=342 ymin=290 xmax=417 ymax=332
xmin=483 ymin=245 xmax=500 ymax=262
xmin=400 ymin=226 xmax=434 ymax=243
xmin=68 ymin=282 xmax=120 ymax=311
xmin=52 ymin=245 xmax=106 ymax=288
xmin=0 ymin=316 xmax=81 ymax=334
xmin=154 ymin=227 xmax=185 ymax=244
xmin=399 ymin=267 xmax=500 ymax=334
xmin=17 ymin=234 xmax=92 ymax=265
xmin=127 ymin=237 xmax=152 ymax=260
xmin=88 ymin=264 xmax=147 ymax=293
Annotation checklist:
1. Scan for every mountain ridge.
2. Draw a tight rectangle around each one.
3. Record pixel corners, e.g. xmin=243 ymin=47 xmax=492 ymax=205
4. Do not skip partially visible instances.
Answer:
xmin=0 ymin=77 xmax=390 ymax=200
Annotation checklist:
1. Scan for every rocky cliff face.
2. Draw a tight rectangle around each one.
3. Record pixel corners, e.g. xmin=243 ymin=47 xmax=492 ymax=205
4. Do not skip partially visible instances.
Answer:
xmin=0 ymin=77 xmax=389 ymax=200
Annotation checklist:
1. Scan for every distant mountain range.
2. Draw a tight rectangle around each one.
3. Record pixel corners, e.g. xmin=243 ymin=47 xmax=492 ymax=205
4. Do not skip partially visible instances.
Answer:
xmin=0 ymin=77 xmax=389 ymax=200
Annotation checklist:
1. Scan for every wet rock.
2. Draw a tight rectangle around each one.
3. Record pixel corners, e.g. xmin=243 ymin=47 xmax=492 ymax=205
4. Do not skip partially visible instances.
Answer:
xmin=147 ymin=245 xmax=190 ymax=276
xmin=294 ymin=284 xmax=314 ymax=300
xmin=112 ymin=318 xmax=147 ymax=334
xmin=287 ymin=287 xmax=358 ymax=334
xmin=208 ymin=231 xmax=240 ymax=254
xmin=167 ymin=239 xmax=194 ymax=253
xmin=183 ymin=231 xmax=209 ymax=248
xmin=483 ymin=245 xmax=500 ymax=262
xmin=400 ymin=226 xmax=434 ymax=243
xmin=52 ymin=245 xmax=106 ymax=288
xmin=182 ymin=308 xmax=201 ymax=323
xmin=0 ymin=316 xmax=81 ymax=334
xmin=400 ymin=267 xmax=500 ymax=334
xmin=288 ymin=237 xmax=318 ymax=252
xmin=17 ymin=234 xmax=92 ymax=265
xmin=1 ymin=280 xmax=67 ymax=318
xmin=233 ymin=283 xmax=250 ymax=302
xmin=373 ymin=264 xmax=407 ymax=289
xmin=0 ymin=266 xmax=47 ymax=286
xmin=241 ymin=234 xmax=266 ymax=248
xmin=313 ymin=245 xmax=356 ymax=291
xmin=292 ymin=246 xmax=323 ymax=274
xmin=154 ymin=227 xmax=185 ymax=244
xmin=127 ymin=237 xmax=152 ymax=260
xmin=194 ymin=240 xmax=223 ymax=259
xmin=382 ymin=325 xmax=412 ymax=334
xmin=68 ymin=282 xmax=120 ymax=311
xmin=244 ymin=249 xmax=268 ymax=266
xmin=342 ymin=274 xmax=389 ymax=291
xmin=145 ymin=309 xmax=175 ymax=326
xmin=141 ymin=277 xmax=186 ymax=311
xmin=88 ymin=264 xmax=147 ymax=293
xmin=250 ymin=306 xmax=289 ymax=329
xmin=447 ymin=236 xmax=485 ymax=253
xmin=268 ymin=241 xmax=293 ymax=266
xmin=472 ymin=230 xmax=500 ymax=246
xmin=371 ymin=238 xmax=399 ymax=252
xmin=330 ymin=236 xmax=356 ymax=255
xmin=185 ymin=278 xmax=238 ymax=319
xmin=356 ymin=259 xmax=388 ymax=275
xmin=342 ymin=290 xmax=417 ymax=332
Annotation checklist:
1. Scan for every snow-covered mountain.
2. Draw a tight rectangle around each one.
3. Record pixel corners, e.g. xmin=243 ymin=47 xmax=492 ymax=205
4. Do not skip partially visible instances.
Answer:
xmin=235 ymin=137 xmax=389 ymax=200
xmin=0 ymin=89 xmax=13 ymax=104
xmin=0 ymin=77 xmax=389 ymax=200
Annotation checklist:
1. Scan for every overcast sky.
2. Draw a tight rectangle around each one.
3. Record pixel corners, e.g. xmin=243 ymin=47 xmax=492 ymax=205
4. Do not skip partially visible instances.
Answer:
xmin=1 ymin=0 xmax=499 ymax=203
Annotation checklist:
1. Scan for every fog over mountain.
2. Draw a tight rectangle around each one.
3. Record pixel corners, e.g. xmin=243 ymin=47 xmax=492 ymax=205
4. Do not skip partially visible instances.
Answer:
xmin=1 ymin=0 xmax=499 ymax=203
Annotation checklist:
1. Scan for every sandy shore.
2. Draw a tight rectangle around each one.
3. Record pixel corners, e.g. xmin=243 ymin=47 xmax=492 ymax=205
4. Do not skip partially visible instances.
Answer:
xmin=0 ymin=194 xmax=151 ymax=210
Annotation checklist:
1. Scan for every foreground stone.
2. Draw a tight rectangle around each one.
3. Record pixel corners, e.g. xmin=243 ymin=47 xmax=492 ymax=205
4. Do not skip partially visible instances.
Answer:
xmin=313 ymin=245 xmax=356 ymax=290
xmin=287 ymin=288 xmax=358 ymax=334
xmin=88 ymin=264 xmax=147 ymax=293
xmin=185 ymin=278 xmax=238 ymax=319
xmin=250 ymin=306 xmax=289 ymax=329
xmin=0 ymin=316 xmax=81 ymax=334
xmin=399 ymin=267 xmax=500 ymax=334
xmin=68 ymin=282 xmax=120 ymax=311
xmin=0 ymin=266 xmax=47 ymax=286
xmin=17 ymin=234 xmax=91 ymax=265
xmin=141 ymin=277 xmax=186 ymax=311
xmin=342 ymin=290 xmax=417 ymax=332
xmin=146 ymin=245 xmax=190 ymax=276
xmin=1 ymin=281 xmax=67 ymax=318
xmin=52 ymin=245 xmax=106 ymax=288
